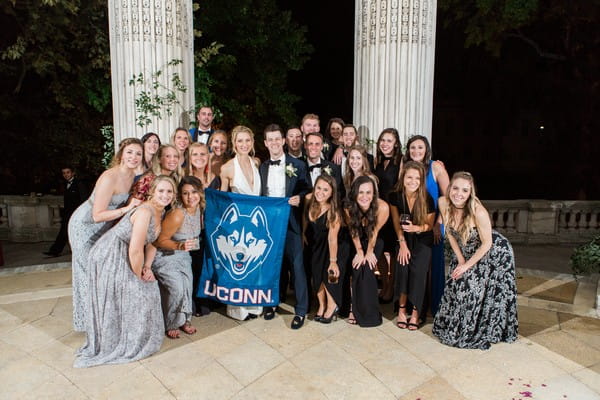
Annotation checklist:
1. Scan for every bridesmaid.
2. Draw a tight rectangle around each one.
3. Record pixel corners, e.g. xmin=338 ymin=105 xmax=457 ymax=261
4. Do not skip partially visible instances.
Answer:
xmin=68 ymin=138 xmax=143 ymax=333
xmin=171 ymin=127 xmax=193 ymax=167
xmin=432 ymin=172 xmax=518 ymax=349
xmin=304 ymin=174 xmax=346 ymax=324
xmin=373 ymin=128 xmax=403 ymax=303
xmin=131 ymin=144 xmax=182 ymax=201
xmin=153 ymin=176 xmax=204 ymax=339
xmin=135 ymin=132 xmax=161 ymax=177
xmin=323 ymin=117 xmax=344 ymax=160
xmin=342 ymin=145 xmax=377 ymax=194
xmin=187 ymin=142 xmax=216 ymax=188
xmin=207 ymin=130 xmax=229 ymax=188
xmin=403 ymin=135 xmax=450 ymax=315
xmin=344 ymin=176 xmax=389 ymax=327
xmin=389 ymin=161 xmax=435 ymax=330
xmin=74 ymin=175 xmax=176 ymax=367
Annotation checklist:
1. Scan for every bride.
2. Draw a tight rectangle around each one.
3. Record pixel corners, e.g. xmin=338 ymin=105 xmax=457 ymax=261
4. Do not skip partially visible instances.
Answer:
xmin=219 ymin=125 xmax=263 ymax=320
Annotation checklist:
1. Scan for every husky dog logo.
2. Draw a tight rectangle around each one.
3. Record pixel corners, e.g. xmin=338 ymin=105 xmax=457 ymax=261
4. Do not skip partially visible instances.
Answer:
xmin=210 ymin=204 xmax=274 ymax=281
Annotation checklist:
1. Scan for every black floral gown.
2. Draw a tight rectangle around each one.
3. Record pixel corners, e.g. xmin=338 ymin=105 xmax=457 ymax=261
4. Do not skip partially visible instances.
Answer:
xmin=432 ymin=227 xmax=518 ymax=350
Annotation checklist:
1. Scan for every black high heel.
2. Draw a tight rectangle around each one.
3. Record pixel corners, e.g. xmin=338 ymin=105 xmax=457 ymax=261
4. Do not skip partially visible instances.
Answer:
xmin=396 ymin=305 xmax=408 ymax=329
xmin=320 ymin=307 xmax=339 ymax=324
xmin=314 ymin=314 xmax=323 ymax=322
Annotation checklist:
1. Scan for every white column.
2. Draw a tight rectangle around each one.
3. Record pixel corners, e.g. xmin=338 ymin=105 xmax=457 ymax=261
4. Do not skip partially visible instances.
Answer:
xmin=354 ymin=0 xmax=437 ymax=149
xmin=108 ymin=0 xmax=195 ymax=145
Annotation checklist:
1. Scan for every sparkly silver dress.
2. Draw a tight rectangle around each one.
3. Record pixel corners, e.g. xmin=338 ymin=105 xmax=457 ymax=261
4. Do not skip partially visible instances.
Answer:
xmin=152 ymin=207 xmax=201 ymax=330
xmin=68 ymin=191 xmax=129 ymax=332
xmin=74 ymin=205 xmax=164 ymax=368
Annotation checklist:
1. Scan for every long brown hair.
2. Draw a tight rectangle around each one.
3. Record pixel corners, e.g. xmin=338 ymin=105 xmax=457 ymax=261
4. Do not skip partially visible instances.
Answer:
xmin=305 ymin=174 xmax=340 ymax=229
xmin=395 ymin=161 xmax=429 ymax=225
xmin=344 ymin=175 xmax=379 ymax=240
xmin=443 ymin=171 xmax=481 ymax=244
xmin=343 ymin=145 xmax=373 ymax=192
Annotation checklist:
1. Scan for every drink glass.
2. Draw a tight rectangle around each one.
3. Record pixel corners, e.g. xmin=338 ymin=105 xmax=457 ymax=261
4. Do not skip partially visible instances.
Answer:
xmin=400 ymin=214 xmax=411 ymax=226
xmin=328 ymin=269 xmax=339 ymax=284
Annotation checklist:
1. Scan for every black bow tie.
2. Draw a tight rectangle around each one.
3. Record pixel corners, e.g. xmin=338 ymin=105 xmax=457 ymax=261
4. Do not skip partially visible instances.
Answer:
xmin=268 ymin=159 xmax=281 ymax=166
xmin=308 ymin=163 xmax=323 ymax=172
xmin=198 ymin=130 xmax=210 ymax=135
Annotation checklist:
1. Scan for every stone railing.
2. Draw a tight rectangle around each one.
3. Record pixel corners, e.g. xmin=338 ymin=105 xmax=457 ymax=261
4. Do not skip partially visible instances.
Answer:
xmin=1 ymin=195 xmax=599 ymax=244
xmin=0 ymin=195 xmax=63 ymax=242
xmin=483 ymin=200 xmax=600 ymax=244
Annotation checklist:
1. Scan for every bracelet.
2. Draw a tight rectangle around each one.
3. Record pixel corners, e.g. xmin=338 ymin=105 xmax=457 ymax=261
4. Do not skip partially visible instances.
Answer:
xmin=329 ymin=258 xmax=337 ymax=262
xmin=397 ymin=238 xmax=405 ymax=242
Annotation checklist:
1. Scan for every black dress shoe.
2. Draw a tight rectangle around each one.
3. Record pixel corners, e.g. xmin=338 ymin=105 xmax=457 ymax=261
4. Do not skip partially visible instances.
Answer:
xmin=263 ymin=307 xmax=276 ymax=320
xmin=291 ymin=315 xmax=305 ymax=330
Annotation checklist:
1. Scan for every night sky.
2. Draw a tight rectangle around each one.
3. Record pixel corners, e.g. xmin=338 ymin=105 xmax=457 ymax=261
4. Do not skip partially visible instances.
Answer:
xmin=280 ymin=1 xmax=598 ymax=200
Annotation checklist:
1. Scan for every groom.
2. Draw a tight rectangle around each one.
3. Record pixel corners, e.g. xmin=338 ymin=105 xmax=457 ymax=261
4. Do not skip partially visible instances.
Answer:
xmin=259 ymin=124 xmax=310 ymax=329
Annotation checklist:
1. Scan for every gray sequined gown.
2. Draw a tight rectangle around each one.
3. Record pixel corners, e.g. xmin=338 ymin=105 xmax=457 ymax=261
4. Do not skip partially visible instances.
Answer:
xmin=68 ymin=191 xmax=129 ymax=332
xmin=153 ymin=207 xmax=201 ymax=330
xmin=74 ymin=205 xmax=164 ymax=368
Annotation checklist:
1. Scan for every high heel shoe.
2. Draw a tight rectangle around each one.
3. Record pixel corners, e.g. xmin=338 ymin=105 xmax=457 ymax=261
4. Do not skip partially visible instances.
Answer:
xmin=314 ymin=314 xmax=323 ymax=322
xmin=319 ymin=307 xmax=339 ymax=324
xmin=396 ymin=305 xmax=408 ymax=329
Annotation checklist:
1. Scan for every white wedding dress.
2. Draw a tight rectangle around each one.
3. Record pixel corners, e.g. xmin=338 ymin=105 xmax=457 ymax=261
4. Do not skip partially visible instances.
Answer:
xmin=226 ymin=156 xmax=263 ymax=320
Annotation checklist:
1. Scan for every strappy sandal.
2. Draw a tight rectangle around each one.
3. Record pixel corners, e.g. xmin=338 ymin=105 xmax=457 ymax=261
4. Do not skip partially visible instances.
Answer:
xmin=396 ymin=305 xmax=408 ymax=329
xmin=408 ymin=307 xmax=420 ymax=331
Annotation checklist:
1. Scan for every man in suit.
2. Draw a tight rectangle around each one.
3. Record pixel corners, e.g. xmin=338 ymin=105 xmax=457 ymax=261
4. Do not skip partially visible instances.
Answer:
xmin=259 ymin=124 xmax=310 ymax=329
xmin=43 ymin=166 xmax=88 ymax=257
xmin=285 ymin=126 xmax=305 ymax=160
xmin=304 ymin=132 xmax=343 ymax=193
xmin=189 ymin=105 xmax=215 ymax=143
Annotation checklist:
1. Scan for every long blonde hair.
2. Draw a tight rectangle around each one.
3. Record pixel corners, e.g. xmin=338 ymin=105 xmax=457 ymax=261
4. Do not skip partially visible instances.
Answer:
xmin=443 ymin=171 xmax=481 ymax=244
xmin=152 ymin=144 xmax=183 ymax=184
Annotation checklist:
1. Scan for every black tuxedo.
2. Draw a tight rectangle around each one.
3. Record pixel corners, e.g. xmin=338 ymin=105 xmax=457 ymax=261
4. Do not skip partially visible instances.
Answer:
xmin=307 ymin=158 xmax=343 ymax=195
xmin=48 ymin=177 xmax=88 ymax=255
xmin=259 ymin=155 xmax=310 ymax=316
xmin=189 ymin=127 xmax=214 ymax=143
xmin=259 ymin=155 xmax=309 ymax=234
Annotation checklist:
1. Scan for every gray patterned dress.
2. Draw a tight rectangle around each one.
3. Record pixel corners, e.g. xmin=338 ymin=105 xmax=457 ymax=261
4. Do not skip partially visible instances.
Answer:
xmin=152 ymin=207 xmax=201 ymax=330
xmin=68 ymin=192 xmax=129 ymax=332
xmin=432 ymin=228 xmax=518 ymax=350
xmin=74 ymin=205 xmax=164 ymax=368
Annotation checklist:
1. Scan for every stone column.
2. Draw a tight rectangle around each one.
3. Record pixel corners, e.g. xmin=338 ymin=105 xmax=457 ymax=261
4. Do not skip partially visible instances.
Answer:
xmin=108 ymin=0 xmax=195 ymax=145
xmin=353 ymin=0 xmax=437 ymax=149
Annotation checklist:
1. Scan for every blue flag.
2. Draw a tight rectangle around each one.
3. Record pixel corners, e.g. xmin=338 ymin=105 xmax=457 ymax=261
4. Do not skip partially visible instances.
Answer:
xmin=197 ymin=188 xmax=290 ymax=306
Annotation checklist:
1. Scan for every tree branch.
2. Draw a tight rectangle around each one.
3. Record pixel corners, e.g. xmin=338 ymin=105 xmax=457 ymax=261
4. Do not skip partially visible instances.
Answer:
xmin=506 ymin=31 xmax=566 ymax=61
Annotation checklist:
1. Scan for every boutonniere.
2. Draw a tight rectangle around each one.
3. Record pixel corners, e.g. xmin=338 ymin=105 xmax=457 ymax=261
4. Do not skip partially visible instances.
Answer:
xmin=285 ymin=163 xmax=298 ymax=178
xmin=323 ymin=142 xmax=330 ymax=152
xmin=323 ymin=165 xmax=333 ymax=176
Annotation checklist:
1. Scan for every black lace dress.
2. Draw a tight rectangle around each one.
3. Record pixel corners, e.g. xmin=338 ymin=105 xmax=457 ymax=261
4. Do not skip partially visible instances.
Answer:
xmin=432 ymin=227 xmax=518 ymax=349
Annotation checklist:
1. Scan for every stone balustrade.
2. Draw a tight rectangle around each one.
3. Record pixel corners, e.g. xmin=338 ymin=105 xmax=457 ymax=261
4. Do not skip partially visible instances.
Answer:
xmin=1 ymin=195 xmax=599 ymax=244
xmin=0 ymin=195 xmax=63 ymax=242
xmin=483 ymin=200 xmax=600 ymax=244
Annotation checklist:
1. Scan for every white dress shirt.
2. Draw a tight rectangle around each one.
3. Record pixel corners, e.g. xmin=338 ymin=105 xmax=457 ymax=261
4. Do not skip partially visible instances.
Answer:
xmin=266 ymin=155 xmax=286 ymax=198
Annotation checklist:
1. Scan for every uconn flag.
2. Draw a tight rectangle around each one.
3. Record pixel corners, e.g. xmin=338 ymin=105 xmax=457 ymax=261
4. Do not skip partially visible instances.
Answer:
xmin=197 ymin=188 xmax=290 ymax=306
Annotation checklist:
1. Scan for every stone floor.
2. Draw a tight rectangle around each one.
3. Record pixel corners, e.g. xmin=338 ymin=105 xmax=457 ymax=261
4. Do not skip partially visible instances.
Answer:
xmin=0 ymin=242 xmax=599 ymax=399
